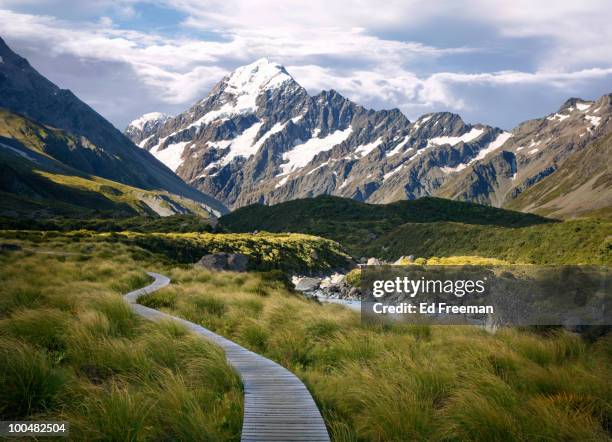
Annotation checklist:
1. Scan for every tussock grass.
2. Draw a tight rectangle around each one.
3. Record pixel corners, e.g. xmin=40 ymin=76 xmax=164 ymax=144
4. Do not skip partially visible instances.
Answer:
xmin=2 ymin=234 xmax=610 ymax=441
xmin=142 ymin=266 xmax=612 ymax=442
xmin=0 ymin=240 xmax=243 ymax=440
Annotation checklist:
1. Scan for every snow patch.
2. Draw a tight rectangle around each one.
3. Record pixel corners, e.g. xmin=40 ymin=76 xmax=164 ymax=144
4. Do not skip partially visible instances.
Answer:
xmin=385 ymin=136 xmax=410 ymax=157
xmin=128 ymin=112 xmax=168 ymax=132
xmin=546 ymin=113 xmax=569 ymax=122
xmin=383 ymin=164 xmax=405 ymax=181
xmin=138 ymin=135 xmax=154 ymax=148
xmin=278 ymin=126 xmax=352 ymax=176
xmin=528 ymin=148 xmax=539 ymax=155
xmin=427 ymin=128 xmax=484 ymax=147
xmin=306 ymin=161 xmax=330 ymax=176
xmin=440 ymin=164 xmax=467 ymax=174
xmin=338 ymin=176 xmax=353 ymax=189
xmin=585 ymin=115 xmax=601 ymax=127
xmin=354 ymin=138 xmax=383 ymax=157
xmin=469 ymin=132 xmax=512 ymax=164
xmin=576 ymin=102 xmax=592 ymax=111
xmin=150 ymin=141 xmax=189 ymax=172
xmin=275 ymin=176 xmax=289 ymax=189
xmin=210 ymin=122 xmax=264 ymax=165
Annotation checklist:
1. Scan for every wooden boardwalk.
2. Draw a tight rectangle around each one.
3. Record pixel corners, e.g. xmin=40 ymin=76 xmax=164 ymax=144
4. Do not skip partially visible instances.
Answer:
xmin=124 ymin=272 xmax=330 ymax=442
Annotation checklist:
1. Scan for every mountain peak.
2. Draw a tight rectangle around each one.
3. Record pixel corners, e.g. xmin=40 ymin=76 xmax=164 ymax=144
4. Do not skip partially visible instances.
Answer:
xmin=224 ymin=58 xmax=294 ymax=94
xmin=127 ymin=112 xmax=169 ymax=131
xmin=558 ymin=97 xmax=593 ymax=112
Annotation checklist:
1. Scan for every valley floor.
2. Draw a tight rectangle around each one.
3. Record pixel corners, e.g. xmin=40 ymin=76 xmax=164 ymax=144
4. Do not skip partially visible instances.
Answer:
xmin=1 ymin=233 xmax=610 ymax=441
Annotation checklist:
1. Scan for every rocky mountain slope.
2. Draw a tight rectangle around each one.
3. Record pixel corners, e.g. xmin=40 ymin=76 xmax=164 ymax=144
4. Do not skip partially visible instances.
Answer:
xmin=127 ymin=59 xmax=611 ymax=216
xmin=0 ymin=37 xmax=227 ymax=217
xmin=438 ymin=96 xmax=612 ymax=210
xmin=504 ymin=130 xmax=612 ymax=218
xmin=126 ymin=59 xmax=508 ymax=209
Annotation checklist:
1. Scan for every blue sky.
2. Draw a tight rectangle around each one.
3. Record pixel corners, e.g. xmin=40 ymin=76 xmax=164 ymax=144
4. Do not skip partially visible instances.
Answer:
xmin=1 ymin=0 xmax=611 ymax=130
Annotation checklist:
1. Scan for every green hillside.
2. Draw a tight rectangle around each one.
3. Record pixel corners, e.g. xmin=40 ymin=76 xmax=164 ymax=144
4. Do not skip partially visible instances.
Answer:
xmin=220 ymin=195 xmax=611 ymax=264
xmin=0 ymin=109 xmax=216 ymax=221
xmin=365 ymin=219 xmax=612 ymax=265
xmin=222 ymin=195 xmax=550 ymax=230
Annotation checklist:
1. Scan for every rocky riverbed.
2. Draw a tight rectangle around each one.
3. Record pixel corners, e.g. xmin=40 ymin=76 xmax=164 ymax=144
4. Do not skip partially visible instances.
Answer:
xmin=292 ymin=272 xmax=361 ymax=300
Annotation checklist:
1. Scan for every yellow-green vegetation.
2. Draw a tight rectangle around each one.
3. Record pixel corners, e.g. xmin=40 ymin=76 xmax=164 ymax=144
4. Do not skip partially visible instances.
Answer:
xmin=367 ymin=219 xmax=612 ymax=265
xmin=36 ymin=171 xmax=216 ymax=218
xmin=0 ymin=229 xmax=351 ymax=273
xmin=0 ymin=240 xmax=242 ymax=440
xmin=140 ymin=266 xmax=612 ymax=442
xmin=0 ymin=145 xmax=215 ymax=219
xmin=0 ymin=214 xmax=213 ymax=233
xmin=396 ymin=255 xmax=510 ymax=265
xmin=345 ymin=256 xmax=510 ymax=288
xmin=0 ymin=108 xmax=221 ymax=219
xmin=0 ymin=107 xmax=71 ymax=155
xmin=118 ymin=231 xmax=351 ymax=272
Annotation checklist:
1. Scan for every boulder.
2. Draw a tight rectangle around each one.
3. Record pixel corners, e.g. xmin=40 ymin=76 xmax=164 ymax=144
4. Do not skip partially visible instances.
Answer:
xmin=366 ymin=257 xmax=384 ymax=266
xmin=196 ymin=253 xmax=249 ymax=272
xmin=294 ymin=277 xmax=322 ymax=292
xmin=393 ymin=255 xmax=415 ymax=265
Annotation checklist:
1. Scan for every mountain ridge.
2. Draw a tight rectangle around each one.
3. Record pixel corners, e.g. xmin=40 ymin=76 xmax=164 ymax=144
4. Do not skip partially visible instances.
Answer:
xmin=127 ymin=59 xmax=611 ymax=216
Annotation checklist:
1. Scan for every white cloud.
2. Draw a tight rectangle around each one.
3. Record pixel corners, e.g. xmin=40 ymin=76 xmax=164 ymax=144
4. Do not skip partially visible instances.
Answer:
xmin=1 ymin=1 xmax=611 ymax=128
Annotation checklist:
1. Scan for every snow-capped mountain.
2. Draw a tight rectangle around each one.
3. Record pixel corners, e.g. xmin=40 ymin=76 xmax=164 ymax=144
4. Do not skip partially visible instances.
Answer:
xmin=126 ymin=112 xmax=169 ymax=146
xmin=125 ymin=59 xmax=611 ymax=213
xmin=438 ymin=95 xmax=612 ymax=212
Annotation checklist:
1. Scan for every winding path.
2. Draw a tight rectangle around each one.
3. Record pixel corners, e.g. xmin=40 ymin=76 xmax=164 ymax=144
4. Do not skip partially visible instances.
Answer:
xmin=124 ymin=271 xmax=330 ymax=442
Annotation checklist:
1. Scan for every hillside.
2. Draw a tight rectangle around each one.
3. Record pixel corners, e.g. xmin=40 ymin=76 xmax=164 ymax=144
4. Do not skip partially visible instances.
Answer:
xmin=0 ymin=38 xmax=227 ymax=217
xmin=219 ymin=195 xmax=572 ymax=259
xmin=364 ymin=219 xmax=612 ymax=265
xmin=0 ymin=110 xmax=217 ymax=220
xmin=504 ymin=131 xmax=612 ymax=218
xmin=220 ymin=195 xmax=611 ymax=264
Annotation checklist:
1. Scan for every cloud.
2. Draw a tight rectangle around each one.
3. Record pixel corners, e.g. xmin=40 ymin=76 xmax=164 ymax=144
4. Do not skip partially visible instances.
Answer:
xmin=0 ymin=1 xmax=611 ymax=129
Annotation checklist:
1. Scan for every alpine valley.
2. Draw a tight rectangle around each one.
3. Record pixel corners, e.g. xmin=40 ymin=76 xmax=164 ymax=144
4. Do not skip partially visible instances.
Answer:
xmin=127 ymin=58 xmax=612 ymax=218
xmin=0 ymin=38 xmax=227 ymax=221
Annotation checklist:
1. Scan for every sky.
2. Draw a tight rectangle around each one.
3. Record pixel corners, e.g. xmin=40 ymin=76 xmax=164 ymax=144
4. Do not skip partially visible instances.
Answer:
xmin=1 ymin=0 xmax=611 ymax=131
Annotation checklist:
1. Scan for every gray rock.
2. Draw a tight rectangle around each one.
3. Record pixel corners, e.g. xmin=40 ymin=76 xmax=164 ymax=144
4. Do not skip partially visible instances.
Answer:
xmin=393 ymin=255 xmax=415 ymax=265
xmin=366 ymin=257 xmax=384 ymax=266
xmin=196 ymin=253 xmax=249 ymax=272
xmin=348 ymin=287 xmax=361 ymax=298
xmin=126 ymin=56 xmax=612 ymax=215
xmin=294 ymin=277 xmax=322 ymax=292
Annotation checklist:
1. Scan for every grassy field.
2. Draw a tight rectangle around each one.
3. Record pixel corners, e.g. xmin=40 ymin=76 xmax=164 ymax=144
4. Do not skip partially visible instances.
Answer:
xmin=0 ymin=239 xmax=243 ymax=440
xmin=0 ymin=229 xmax=352 ymax=273
xmin=139 ymin=266 xmax=612 ymax=442
xmin=1 ymin=232 xmax=610 ymax=441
